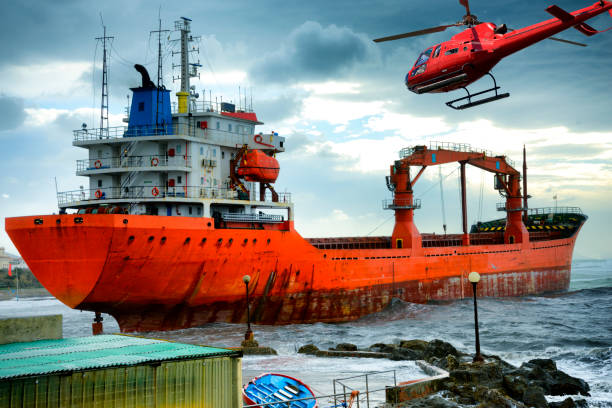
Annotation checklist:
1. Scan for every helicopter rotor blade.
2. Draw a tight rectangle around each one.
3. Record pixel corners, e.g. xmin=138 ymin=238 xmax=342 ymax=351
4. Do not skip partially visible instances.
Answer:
xmin=373 ymin=23 xmax=461 ymax=43
xmin=459 ymin=0 xmax=471 ymax=17
xmin=548 ymin=36 xmax=587 ymax=47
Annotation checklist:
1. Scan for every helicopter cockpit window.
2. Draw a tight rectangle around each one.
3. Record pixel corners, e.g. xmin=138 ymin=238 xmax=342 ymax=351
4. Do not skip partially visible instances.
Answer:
xmin=433 ymin=45 xmax=441 ymax=58
xmin=415 ymin=48 xmax=433 ymax=66
xmin=444 ymin=48 xmax=459 ymax=55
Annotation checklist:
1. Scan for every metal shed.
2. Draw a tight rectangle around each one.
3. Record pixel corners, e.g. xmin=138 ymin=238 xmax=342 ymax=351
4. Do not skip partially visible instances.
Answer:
xmin=0 ymin=334 xmax=242 ymax=407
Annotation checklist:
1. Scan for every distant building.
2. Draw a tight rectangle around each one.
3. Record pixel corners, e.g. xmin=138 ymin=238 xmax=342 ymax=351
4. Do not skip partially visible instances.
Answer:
xmin=0 ymin=247 xmax=10 ymax=270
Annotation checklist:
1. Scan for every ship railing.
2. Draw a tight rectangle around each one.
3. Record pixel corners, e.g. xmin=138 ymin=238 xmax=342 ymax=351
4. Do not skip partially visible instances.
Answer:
xmin=73 ymin=126 xmax=127 ymax=141
xmin=495 ymin=202 xmax=526 ymax=212
xmin=400 ymin=142 xmax=515 ymax=168
xmin=527 ymin=206 xmax=583 ymax=215
xmin=73 ymin=124 xmax=202 ymax=141
xmin=221 ymin=213 xmax=284 ymax=223
xmin=73 ymin=124 xmax=273 ymax=148
xmin=57 ymin=186 xmax=292 ymax=206
xmin=496 ymin=204 xmax=583 ymax=215
xmin=382 ymin=198 xmax=421 ymax=210
xmin=76 ymin=155 xmax=192 ymax=172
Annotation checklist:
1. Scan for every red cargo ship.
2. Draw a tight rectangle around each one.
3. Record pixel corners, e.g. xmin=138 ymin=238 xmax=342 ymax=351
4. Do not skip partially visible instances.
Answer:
xmin=5 ymin=19 xmax=586 ymax=333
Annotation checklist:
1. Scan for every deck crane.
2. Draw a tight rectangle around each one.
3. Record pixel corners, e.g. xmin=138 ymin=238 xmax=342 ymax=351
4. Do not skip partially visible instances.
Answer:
xmin=385 ymin=143 xmax=528 ymax=249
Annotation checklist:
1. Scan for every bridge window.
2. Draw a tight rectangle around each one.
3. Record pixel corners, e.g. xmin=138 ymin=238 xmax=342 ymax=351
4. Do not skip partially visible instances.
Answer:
xmin=445 ymin=48 xmax=458 ymax=55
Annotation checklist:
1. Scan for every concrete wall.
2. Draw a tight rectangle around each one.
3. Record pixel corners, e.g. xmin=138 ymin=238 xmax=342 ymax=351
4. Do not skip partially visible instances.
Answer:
xmin=0 ymin=315 xmax=62 ymax=345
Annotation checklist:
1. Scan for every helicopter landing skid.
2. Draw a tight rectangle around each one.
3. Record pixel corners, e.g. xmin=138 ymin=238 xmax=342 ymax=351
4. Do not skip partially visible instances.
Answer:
xmin=445 ymin=73 xmax=509 ymax=110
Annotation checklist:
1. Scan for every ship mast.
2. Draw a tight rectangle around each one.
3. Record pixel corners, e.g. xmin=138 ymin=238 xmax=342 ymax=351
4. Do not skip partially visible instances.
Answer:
xmin=173 ymin=17 xmax=200 ymax=114
xmin=96 ymin=24 xmax=114 ymax=137
xmin=151 ymin=18 xmax=169 ymax=126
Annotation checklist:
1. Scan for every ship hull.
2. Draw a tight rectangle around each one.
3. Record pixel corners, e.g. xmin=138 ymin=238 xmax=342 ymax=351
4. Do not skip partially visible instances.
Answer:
xmin=6 ymin=214 xmax=579 ymax=332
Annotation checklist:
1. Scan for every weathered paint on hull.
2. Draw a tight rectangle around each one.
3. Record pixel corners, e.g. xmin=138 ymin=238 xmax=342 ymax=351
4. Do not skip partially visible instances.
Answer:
xmin=5 ymin=214 xmax=579 ymax=332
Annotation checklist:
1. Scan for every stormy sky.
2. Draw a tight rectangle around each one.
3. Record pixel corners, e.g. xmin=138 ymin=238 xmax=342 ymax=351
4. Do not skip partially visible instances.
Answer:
xmin=1 ymin=0 xmax=611 ymax=259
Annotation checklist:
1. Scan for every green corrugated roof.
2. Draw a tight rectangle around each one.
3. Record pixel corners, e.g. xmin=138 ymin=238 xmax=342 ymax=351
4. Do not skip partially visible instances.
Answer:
xmin=0 ymin=334 xmax=240 ymax=380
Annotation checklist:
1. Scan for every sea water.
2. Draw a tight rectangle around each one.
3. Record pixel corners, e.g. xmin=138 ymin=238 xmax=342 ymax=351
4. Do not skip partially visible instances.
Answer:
xmin=1 ymin=259 xmax=610 ymax=407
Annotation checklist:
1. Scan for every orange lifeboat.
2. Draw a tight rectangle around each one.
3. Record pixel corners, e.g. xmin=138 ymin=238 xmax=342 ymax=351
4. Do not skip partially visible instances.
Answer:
xmin=237 ymin=149 xmax=279 ymax=183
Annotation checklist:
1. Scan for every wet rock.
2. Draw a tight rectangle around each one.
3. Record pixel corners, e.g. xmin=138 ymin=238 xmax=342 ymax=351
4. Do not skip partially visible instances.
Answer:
xmin=506 ymin=358 xmax=590 ymax=397
xmin=399 ymin=339 xmax=429 ymax=352
xmin=368 ymin=342 xmax=396 ymax=353
xmin=522 ymin=385 xmax=548 ymax=408
xmin=398 ymin=393 xmax=461 ymax=407
xmin=424 ymin=339 xmax=460 ymax=360
xmin=474 ymin=387 xmax=527 ymax=408
xmin=503 ymin=372 xmax=528 ymax=401
xmin=332 ymin=343 xmax=357 ymax=351
xmin=445 ymin=355 xmax=459 ymax=371
xmin=241 ymin=339 xmax=259 ymax=348
xmin=391 ymin=347 xmax=423 ymax=361
xmin=449 ymin=360 xmax=504 ymax=390
xmin=549 ymin=398 xmax=588 ymax=408
xmin=297 ymin=344 xmax=319 ymax=354
xmin=241 ymin=346 xmax=277 ymax=355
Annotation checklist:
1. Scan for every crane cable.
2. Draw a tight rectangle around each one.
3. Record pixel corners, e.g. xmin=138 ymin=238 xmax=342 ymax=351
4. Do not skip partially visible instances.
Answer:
xmin=366 ymin=166 xmax=459 ymax=236
xmin=477 ymin=172 xmax=484 ymax=221
xmin=438 ymin=166 xmax=447 ymax=234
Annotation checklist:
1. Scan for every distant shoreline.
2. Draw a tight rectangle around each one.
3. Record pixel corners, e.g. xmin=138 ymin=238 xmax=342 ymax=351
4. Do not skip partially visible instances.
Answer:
xmin=0 ymin=287 xmax=51 ymax=301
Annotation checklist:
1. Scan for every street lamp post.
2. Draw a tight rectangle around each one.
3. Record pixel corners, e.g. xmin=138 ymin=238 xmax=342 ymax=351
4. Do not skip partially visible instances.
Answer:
xmin=243 ymin=275 xmax=253 ymax=341
xmin=468 ymin=271 xmax=484 ymax=362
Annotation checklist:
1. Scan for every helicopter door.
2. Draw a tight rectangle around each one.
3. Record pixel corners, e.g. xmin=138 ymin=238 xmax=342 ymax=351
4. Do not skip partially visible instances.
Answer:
xmin=432 ymin=45 xmax=441 ymax=58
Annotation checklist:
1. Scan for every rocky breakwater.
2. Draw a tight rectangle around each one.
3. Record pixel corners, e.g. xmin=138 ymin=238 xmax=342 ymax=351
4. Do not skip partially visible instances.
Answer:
xmin=299 ymin=339 xmax=590 ymax=408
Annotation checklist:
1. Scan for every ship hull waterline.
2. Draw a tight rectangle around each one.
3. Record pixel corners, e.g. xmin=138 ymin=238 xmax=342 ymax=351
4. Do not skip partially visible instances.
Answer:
xmin=6 ymin=214 xmax=579 ymax=332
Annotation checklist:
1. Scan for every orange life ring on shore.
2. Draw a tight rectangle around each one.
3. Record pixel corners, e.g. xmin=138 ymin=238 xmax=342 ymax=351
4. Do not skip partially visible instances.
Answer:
xmin=151 ymin=157 xmax=159 ymax=167
xmin=152 ymin=187 xmax=160 ymax=197
xmin=94 ymin=160 xmax=102 ymax=169
xmin=95 ymin=189 xmax=102 ymax=198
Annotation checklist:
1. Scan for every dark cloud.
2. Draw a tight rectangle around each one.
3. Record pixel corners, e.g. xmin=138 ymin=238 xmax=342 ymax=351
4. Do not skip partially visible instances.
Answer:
xmin=253 ymin=92 xmax=305 ymax=123
xmin=0 ymin=95 xmax=26 ymax=131
xmin=250 ymin=21 xmax=378 ymax=84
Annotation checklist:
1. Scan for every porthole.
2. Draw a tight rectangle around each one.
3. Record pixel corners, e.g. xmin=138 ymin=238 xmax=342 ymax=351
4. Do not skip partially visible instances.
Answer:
xmin=184 ymin=237 xmax=191 ymax=244
xmin=200 ymin=238 xmax=207 ymax=245
xmin=148 ymin=236 xmax=154 ymax=242
xmin=161 ymin=237 xmax=167 ymax=244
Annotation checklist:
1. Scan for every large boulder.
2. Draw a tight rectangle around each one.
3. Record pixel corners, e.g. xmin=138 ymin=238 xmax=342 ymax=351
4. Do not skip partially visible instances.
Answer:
xmin=449 ymin=360 xmax=504 ymax=390
xmin=549 ymin=397 xmax=588 ymax=408
xmin=522 ymin=386 xmax=548 ymax=408
xmin=424 ymin=339 xmax=460 ymax=360
xmin=398 ymin=393 xmax=461 ymax=407
xmin=399 ymin=339 xmax=429 ymax=351
xmin=332 ymin=343 xmax=357 ymax=351
xmin=297 ymin=344 xmax=319 ymax=354
xmin=368 ymin=342 xmax=396 ymax=353
xmin=506 ymin=359 xmax=590 ymax=397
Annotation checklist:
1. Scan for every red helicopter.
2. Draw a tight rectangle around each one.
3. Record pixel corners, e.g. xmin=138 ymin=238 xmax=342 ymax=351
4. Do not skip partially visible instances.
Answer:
xmin=374 ymin=0 xmax=612 ymax=109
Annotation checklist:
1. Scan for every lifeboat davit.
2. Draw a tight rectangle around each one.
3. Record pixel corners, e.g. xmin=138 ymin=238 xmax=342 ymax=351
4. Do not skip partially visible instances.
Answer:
xmin=237 ymin=149 xmax=280 ymax=183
